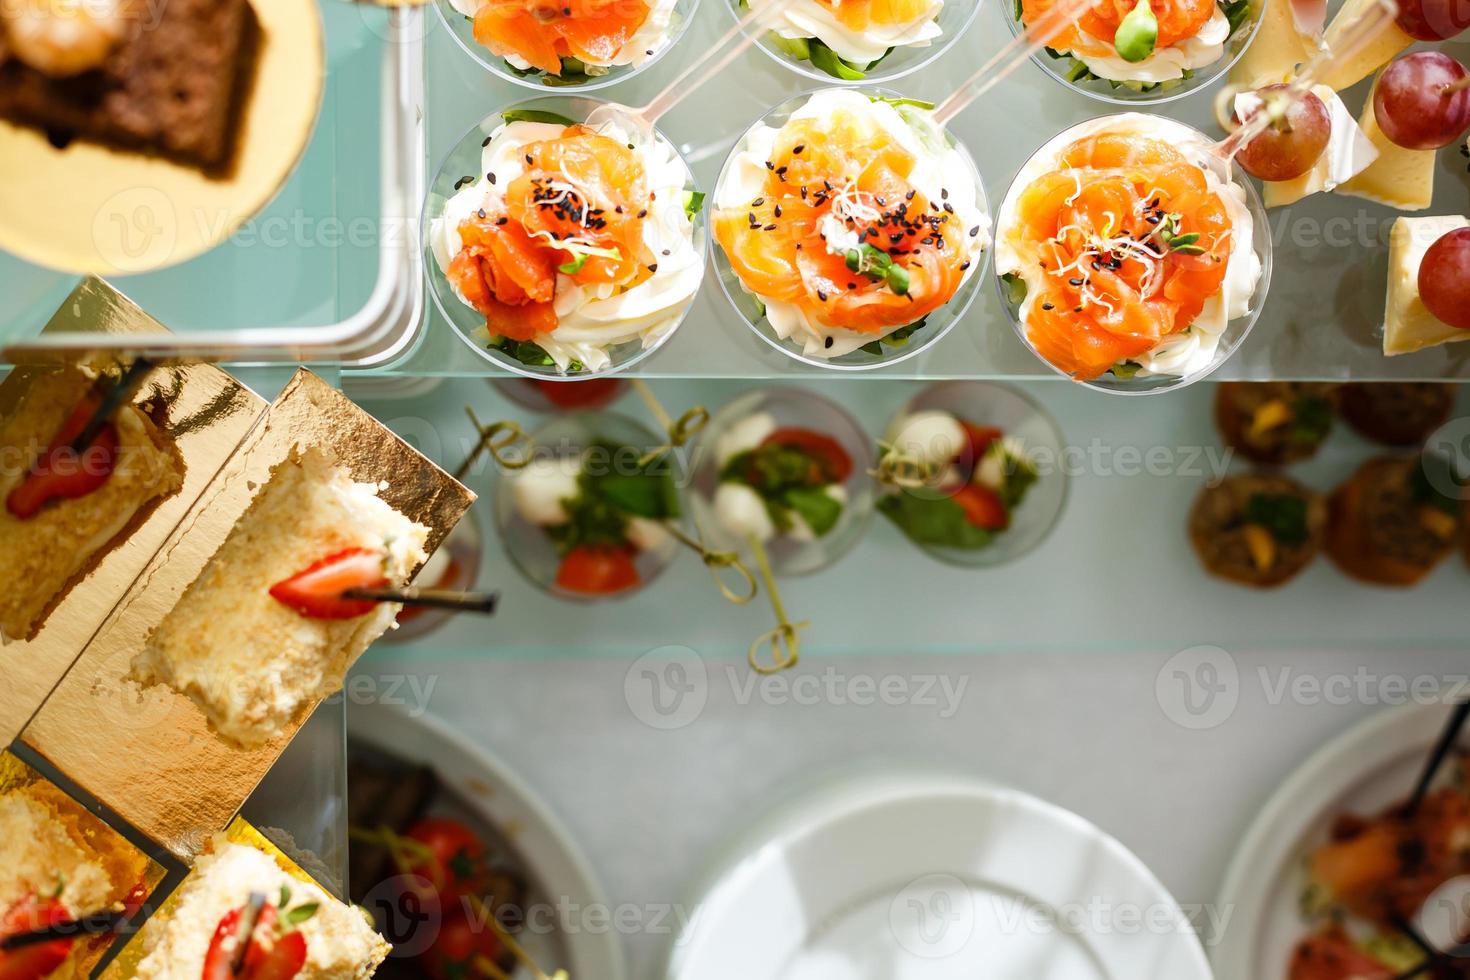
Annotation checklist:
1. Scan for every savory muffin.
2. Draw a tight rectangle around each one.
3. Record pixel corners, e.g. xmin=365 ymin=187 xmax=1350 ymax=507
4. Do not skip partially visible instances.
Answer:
xmin=1189 ymin=473 xmax=1327 ymax=587
xmin=1213 ymin=382 xmax=1339 ymax=465
xmin=0 ymin=365 xmax=184 ymax=642
xmin=1338 ymin=383 xmax=1456 ymax=447
xmin=130 ymin=446 xmax=428 ymax=749
xmin=1327 ymin=455 xmax=1462 ymax=587
xmin=132 ymin=839 xmax=389 ymax=979
xmin=0 ymin=780 xmax=150 ymax=978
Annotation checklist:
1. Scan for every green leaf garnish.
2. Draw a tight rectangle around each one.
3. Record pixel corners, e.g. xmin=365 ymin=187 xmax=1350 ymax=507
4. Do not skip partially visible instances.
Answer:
xmin=1290 ymin=397 xmax=1333 ymax=446
xmin=1114 ymin=0 xmax=1159 ymax=62
xmin=879 ymin=493 xmax=997 ymax=550
xmin=1000 ymin=271 xmax=1028 ymax=308
xmin=1244 ymin=492 xmax=1310 ymax=546
xmin=869 ymin=95 xmax=937 ymax=110
xmin=1111 ymin=361 xmax=1143 ymax=379
xmin=683 ymin=190 xmax=706 ymax=222
xmin=559 ymin=253 xmax=589 ymax=275
xmin=278 ymin=885 xmax=292 ymax=911
xmin=783 ymin=486 xmax=843 ymax=537
xmin=807 ymin=39 xmax=867 ymax=80
xmin=501 ymin=108 xmax=578 ymax=126
xmin=283 ymin=904 xmax=320 ymax=928
xmin=1410 ymin=453 xmax=1463 ymax=516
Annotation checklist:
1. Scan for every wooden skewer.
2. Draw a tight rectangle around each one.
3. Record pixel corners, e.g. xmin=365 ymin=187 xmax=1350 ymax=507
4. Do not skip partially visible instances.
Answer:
xmin=342 ymin=587 xmax=500 ymax=614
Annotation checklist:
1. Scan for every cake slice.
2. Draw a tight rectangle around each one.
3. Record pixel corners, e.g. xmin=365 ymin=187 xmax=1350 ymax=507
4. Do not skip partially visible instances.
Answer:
xmin=131 ymin=446 xmax=429 ymax=749
xmin=0 ymin=365 xmax=185 ymax=643
xmin=132 ymin=839 xmax=389 ymax=980
xmin=0 ymin=0 xmax=258 ymax=171
xmin=0 ymin=780 xmax=151 ymax=978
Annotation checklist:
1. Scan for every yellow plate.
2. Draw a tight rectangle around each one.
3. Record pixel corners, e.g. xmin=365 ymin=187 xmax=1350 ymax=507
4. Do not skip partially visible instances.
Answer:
xmin=0 ymin=0 xmax=324 ymax=275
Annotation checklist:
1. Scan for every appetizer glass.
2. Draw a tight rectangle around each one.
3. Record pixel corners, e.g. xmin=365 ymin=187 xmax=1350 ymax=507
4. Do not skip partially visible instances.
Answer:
xmin=1003 ymin=0 xmax=1266 ymax=104
xmin=994 ymin=115 xmax=1273 ymax=395
xmin=494 ymin=411 xmax=682 ymax=601
xmin=424 ymin=96 xmax=709 ymax=381
xmin=880 ymin=381 xmax=1068 ymax=567
xmin=730 ymin=0 xmax=982 ymax=85
xmin=384 ymin=507 xmax=486 ymax=642
xmin=436 ymin=0 xmax=703 ymax=92
xmin=690 ymin=386 xmax=876 ymax=576
xmin=489 ymin=376 xmax=628 ymax=413
xmin=711 ymin=87 xmax=991 ymax=371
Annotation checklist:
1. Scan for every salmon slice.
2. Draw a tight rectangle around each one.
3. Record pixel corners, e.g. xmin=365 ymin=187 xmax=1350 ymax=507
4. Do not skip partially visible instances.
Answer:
xmin=1022 ymin=0 xmax=1216 ymax=53
xmin=472 ymin=0 xmax=652 ymax=75
xmin=714 ymin=105 xmax=973 ymax=336
xmin=448 ymin=125 xmax=652 ymax=340
xmin=1009 ymin=131 xmax=1232 ymax=380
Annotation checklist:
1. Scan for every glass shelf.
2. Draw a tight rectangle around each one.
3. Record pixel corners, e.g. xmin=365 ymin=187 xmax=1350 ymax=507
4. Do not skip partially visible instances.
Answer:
xmin=370 ymin=2 xmax=1470 ymax=381
xmin=348 ymin=375 xmax=1470 ymax=661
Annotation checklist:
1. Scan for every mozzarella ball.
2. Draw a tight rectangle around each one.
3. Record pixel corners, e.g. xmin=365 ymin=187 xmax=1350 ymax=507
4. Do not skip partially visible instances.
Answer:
xmin=626 ymin=516 xmax=674 ymax=555
xmin=715 ymin=412 xmax=778 ymax=468
xmin=714 ymin=483 xmax=775 ymax=544
xmin=885 ymin=411 xmax=966 ymax=469
xmin=512 ymin=456 xmax=581 ymax=526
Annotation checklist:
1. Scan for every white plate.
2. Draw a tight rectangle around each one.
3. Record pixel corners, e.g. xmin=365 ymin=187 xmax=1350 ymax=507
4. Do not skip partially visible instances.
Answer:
xmin=665 ymin=771 xmax=1212 ymax=980
xmin=347 ymin=701 xmax=626 ymax=980
xmin=1213 ymin=702 xmax=1467 ymax=980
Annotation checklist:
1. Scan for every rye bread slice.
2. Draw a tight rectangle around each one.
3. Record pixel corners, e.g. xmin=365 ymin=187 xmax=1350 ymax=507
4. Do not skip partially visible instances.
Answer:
xmin=0 ymin=0 xmax=259 ymax=173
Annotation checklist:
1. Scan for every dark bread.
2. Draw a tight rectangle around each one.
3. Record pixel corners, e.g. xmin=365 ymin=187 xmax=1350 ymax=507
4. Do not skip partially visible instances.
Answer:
xmin=0 ymin=0 xmax=259 ymax=172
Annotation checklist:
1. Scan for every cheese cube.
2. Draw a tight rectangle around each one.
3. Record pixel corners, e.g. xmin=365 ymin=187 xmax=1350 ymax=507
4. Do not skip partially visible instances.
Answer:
xmin=1383 ymin=215 xmax=1470 ymax=356
xmin=1337 ymin=95 xmax=1436 ymax=210
xmin=1318 ymin=0 xmax=1413 ymax=92
xmin=1229 ymin=0 xmax=1318 ymax=88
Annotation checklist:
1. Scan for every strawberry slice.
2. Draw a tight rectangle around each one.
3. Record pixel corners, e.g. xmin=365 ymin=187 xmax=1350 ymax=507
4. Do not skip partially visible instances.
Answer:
xmin=5 ymin=398 xmax=118 ymax=520
xmin=203 ymin=903 xmax=307 ymax=980
xmin=0 ymin=894 xmax=75 ymax=980
xmin=268 ymin=548 xmax=389 ymax=620
xmin=555 ymin=546 xmax=640 ymax=596
xmin=241 ymin=930 xmax=307 ymax=980
xmin=952 ymin=484 xmax=1009 ymax=531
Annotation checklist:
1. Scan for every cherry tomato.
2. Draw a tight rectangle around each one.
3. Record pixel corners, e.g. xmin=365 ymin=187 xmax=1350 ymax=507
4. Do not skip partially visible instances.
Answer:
xmin=422 ymin=910 xmax=505 ymax=980
xmin=531 ymin=378 xmax=624 ymax=410
xmin=759 ymin=428 xmax=854 ymax=483
xmin=952 ymin=484 xmax=1009 ymax=530
xmin=959 ymin=423 xmax=1003 ymax=464
xmin=555 ymin=546 xmax=640 ymax=596
xmin=404 ymin=818 xmax=488 ymax=901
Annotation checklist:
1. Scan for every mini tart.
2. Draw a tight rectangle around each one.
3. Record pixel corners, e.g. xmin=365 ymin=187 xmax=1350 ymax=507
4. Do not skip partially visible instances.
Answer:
xmin=132 ymin=839 xmax=389 ymax=980
xmin=1213 ymin=382 xmax=1339 ymax=465
xmin=0 ymin=366 xmax=184 ymax=643
xmin=1337 ymin=382 xmax=1455 ymax=448
xmin=1327 ymin=456 xmax=1460 ymax=587
xmin=1189 ymin=473 xmax=1326 ymax=587
xmin=130 ymin=446 xmax=428 ymax=750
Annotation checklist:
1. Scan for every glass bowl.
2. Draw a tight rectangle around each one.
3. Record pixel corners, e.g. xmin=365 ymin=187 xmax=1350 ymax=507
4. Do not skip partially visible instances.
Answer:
xmin=878 ymin=381 xmax=1068 ymax=567
xmin=711 ymin=87 xmax=991 ymax=371
xmin=1003 ymin=0 xmax=1266 ymax=105
xmin=993 ymin=113 xmax=1272 ymax=395
xmin=384 ymin=507 xmax=486 ymax=642
xmin=689 ymin=386 xmax=876 ymax=576
xmin=435 ymin=0 xmax=702 ymax=92
xmin=424 ymin=96 xmax=708 ymax=380
xmin=490 ymin=376 xmax=629 ymax=413
xmin=494 ymin=411 xmax=683 ymax=602
xmin=728 ymin=0 xmax=981 ymax=85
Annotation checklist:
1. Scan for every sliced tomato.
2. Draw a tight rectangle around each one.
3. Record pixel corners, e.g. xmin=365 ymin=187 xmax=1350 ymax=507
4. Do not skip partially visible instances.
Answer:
xmin=759 ymin=428 xmax=853 ymax=483
xmin=952 ymin=484 xmax=1009 ymax=531
xmin=268 ymin=548 xmax=389 ymax=620
xmin=555 ymin=546 xmax=640 ymax=596
xmin=5 ymin=397 xmax=119 ymax=520
xmin=959 ymin=423 xmax=1003 ymax=463
xmin=423 ymin=909 xmax=505 ymax=980
xmin=532 ymin=378 xmax=624 ymax=410
xmin=0 ymin=895 xmax=73 ymax=980
xmin=403 ymin=818 xmax=487 ymax=902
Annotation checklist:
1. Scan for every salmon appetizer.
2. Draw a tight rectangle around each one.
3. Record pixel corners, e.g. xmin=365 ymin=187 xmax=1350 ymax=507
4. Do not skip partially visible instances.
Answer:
xmin=712 ymin=89 xmax=987 ymax=360
xmin=430 ymin=108 xmax=703 ymax=374
xmin=996 ymin=114 xmax=1261 ymax=383
xmin=454 ymin=0 xmax=683 ymax=83
xmin=1021 ymin=0 xmax=1248 ymax=87
xmin=746 ymin=0 xmax=948 ymax=79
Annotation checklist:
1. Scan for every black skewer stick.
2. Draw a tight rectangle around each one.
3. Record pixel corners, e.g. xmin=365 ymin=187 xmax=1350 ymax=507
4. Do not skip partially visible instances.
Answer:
xmin=342 ymin=587 xmax=500 ymax=615
xmin=0 ymin=909 xmax=127 ymax=951
xmin=1405 ymin=700 xmax=1470 ymax=819
xmin=230 ymin=892 xmax=268 ymax=975
xmin=68 ymin=358 xmax=154 ymax=454
xmin=1392 ymin=916 xmax=1443 ymax=980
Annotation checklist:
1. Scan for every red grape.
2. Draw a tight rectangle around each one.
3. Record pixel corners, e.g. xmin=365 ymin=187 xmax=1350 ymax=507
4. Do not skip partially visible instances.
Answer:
xmin=1373 ymin=52 xmax=1470 ymax=150
xmin=1233 ymin=86 xmax=1333 ymax=182
xmin=1418 ymin=228 xmax=1470 ymax=329
xmin=1395 ymin=0 xmax=1470 ymax=40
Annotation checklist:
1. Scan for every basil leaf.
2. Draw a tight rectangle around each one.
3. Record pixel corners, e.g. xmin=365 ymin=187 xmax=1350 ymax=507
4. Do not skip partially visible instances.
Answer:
xmin=784 ymin=486 xmax=843 ymax=537
xmin=808 ymin=39 xmax=866 ymax=80
xmin=1244 ymin=492 xmax=1310 ymax=545
xmin=879 ymin=494 xmax=996 ymax=549
xmin=683 ymin=190 xmax=705 ymax=222
xmin=502 ymin=108 xmax=578 ymax=126
xmin=283 ymin=903 xmax=320 ymax=928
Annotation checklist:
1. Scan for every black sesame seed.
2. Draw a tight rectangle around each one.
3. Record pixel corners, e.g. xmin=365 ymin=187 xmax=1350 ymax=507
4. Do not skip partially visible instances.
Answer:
xmin=525 ymin=154 xmax=533 ymax=164
xmin=496 ymin=216 xmax=508 ymax=226
xmin=1068 ymin=277 xmax=1083 ymax=286
xmin=941 ymin=188 xmax=949 ymax=200
xmin=648 ymin=263 xmax=659 ymax=272
xmin=764 ymin=223 xmax=777 ymax=231
xmin=477 ymin=208 xmax=487 ymax=219
xmin=752 ymin=197 xmax=765 ymax=206
xmin=638 ymin=209 xmax=648 ymax=218
xmin=960 ymin=260 xmax=971 ymax=271
xmin=817 ymin=290 xmax=828 ymax=301
xmin=774 ymin=205 xmax=782 ymax=217
xmin=824 ymin=336 xmax=834 ymax=348
xmin=1042 ymin=302 xmax=1054 ymax=310
xmin=481 ymin=135 xmax=492 ymax=147
xmin=905 ymin=190 xmax=916 ymax=201
xmin=793 ymin=144 xmax=805 ymax=154
xmin=661 ymin=249 xmax=671 ymax=256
